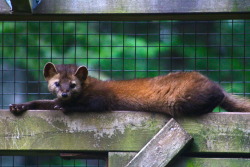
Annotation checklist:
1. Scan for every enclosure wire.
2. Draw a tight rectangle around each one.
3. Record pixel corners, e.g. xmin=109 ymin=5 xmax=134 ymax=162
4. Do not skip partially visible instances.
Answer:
xmin=111 ymin=21 xmax=113 ymax=79
xmin=231 ymin=20 xmax=234 ymax=94
xmin=219 ymin=20 xmax=222 ymax=87
xmin=122 ymin=21 xmax=125 ymax=79
xmin=182 ymin=21 xmax=185 ymax=71
xmin=219 ymin=20 xmax=222 ymax=111
xmin=1 ymin=22 xmax=3 ymax=108
xmin=170 ymin=20 xmax=173 ymax=71
xmin=158 ymin=21 xmax=161 ymax=76
xmin=50 ymin=21 xmax=53 ymax=62
xmin=86 ymin=21 xmax=89 ymax=68
xmin=98 ymin=21 xmax=101 ymax=79
xmin=26 ymin=22 xmax=28 ymax=103
xmin=194 ymin=21 xmax=197 ymax=71
xmin=146 ymin=21 xmax=149 ymax=77
xmin=134 ymin=22 xmax=137 ymax=78
xmin=14 ymin=21 xmax=16 ymax=105
xmin=74 ymin=21 xmax=77 ymax=65
xmin=243 ymin=20 xmax=246 ymax=97
xmin=62 ymin=21 xmax=65 ymax=64
xmin=38 ymin=21 xmax=41 ymax=100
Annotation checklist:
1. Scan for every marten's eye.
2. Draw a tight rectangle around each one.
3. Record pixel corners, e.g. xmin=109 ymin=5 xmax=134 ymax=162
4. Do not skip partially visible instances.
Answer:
xmin=55 ymin=82 xmax=60 ymax=87
xmin=70 ymin=83 xmax=76 ymax=89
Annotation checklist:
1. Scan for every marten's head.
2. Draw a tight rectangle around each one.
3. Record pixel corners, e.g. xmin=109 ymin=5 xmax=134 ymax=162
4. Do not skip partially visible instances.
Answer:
xmin=43 ymin=62 xmax=88 ymax=101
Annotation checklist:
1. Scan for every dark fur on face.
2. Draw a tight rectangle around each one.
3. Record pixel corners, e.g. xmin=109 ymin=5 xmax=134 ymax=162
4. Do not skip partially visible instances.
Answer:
xmin=44 ymin=63 xmax=88 ymax=101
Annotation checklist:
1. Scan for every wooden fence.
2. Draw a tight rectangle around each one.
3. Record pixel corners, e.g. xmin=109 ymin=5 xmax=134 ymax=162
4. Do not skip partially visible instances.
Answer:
xmin=0 ymin=110 xmax=249 ymax=166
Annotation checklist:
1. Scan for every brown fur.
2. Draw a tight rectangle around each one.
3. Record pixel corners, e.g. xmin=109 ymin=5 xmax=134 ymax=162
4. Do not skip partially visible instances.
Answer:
xmin=9 ymin=62 xmax=250 ymax=116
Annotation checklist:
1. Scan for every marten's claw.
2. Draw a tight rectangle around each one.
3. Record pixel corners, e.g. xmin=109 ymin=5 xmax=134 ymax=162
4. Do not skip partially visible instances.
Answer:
xmin=54 ymin=105 xmax=66 ymax=112
xmin=54 ymin=105 xmax=62 ymax=110
xmin=9 ymin=104 xmax=27 ymax=113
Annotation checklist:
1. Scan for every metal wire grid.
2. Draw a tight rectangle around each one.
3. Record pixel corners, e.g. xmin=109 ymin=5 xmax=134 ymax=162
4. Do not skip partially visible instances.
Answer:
xmin=0 ymin=20 xmax=250 ymax=109
xmin=0 ymin=156 xmax=106 ymax=167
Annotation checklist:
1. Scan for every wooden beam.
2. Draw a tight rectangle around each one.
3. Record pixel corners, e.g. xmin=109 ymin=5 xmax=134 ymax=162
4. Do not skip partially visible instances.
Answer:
xmin=173 ymin=157 xmax=250 ymax=167
xmin=0 ymin=0 xmax=250 ymax=20
xmin=0 ymin=110 xmax=249 ymax=155
xmin=125 ymin=119 xmax=192 ymax=167
xmin=0 ymin=110 xmax=168 ymax=152
xmin=178 ymin=112 xmax=250 ymax=154
xmin=34 ymin=0 xmax=250 ymax=14
xmin=109 ymin=154 xmax=250 ymax=167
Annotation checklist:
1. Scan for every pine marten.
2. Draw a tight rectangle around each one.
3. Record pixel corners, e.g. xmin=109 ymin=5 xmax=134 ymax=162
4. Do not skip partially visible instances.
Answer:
xmin=9 ymin=62 xmax=250 ymax=116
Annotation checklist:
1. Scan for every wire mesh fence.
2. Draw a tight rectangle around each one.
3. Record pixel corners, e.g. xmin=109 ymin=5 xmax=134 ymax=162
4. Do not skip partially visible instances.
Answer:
xmin=0 ymin=156 xmax=106 ymax=167
xmin=1 ymin=20 xmax=250 ymax=109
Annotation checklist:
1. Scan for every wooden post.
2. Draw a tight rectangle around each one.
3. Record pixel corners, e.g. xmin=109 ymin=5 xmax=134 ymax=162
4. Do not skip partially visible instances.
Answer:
xmin=125 ymin=118 xmax=193 ymax=167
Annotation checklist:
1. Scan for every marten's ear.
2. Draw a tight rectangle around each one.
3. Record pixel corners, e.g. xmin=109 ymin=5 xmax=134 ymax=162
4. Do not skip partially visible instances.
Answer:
xmin=74 ymin=66 xmax=88 ymax=81
xmin=44 ymin=62 xmax=58 ymax=81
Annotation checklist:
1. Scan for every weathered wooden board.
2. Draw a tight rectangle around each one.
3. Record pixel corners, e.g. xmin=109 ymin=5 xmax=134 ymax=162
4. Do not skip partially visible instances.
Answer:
xmin=109 ymin=152 xmax=137 ymax=167
xmin=0 ymin=110 xmax=168 ymax=152
xmin=109 ymin=154 xmax=250 ymax=167
xmin=125 ymin=119 xmax=192 ymax=167
xmin=173 ymin=157 xmax=250 ymax=167
xmin=177 ymin=113 xmax=250 ymax=154
xmin=0 ymin=110 xmax=249 ymax=154
xmin=1 ymin=0 xmax=250 ymax=20
xmin=34 ymin=0 xmax=250 ymax=14
xmin=109 ymin=153 xmax=250 ymax=167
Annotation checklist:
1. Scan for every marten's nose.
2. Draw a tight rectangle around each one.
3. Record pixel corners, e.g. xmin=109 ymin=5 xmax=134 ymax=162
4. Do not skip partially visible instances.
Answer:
xmin=62 ymin=93 xmax=68 ymax=98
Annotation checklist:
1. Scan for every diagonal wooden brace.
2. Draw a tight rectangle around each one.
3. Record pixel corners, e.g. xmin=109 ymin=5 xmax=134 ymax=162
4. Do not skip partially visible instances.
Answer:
xmin=125 ymin=118 xmax=193 ymax=167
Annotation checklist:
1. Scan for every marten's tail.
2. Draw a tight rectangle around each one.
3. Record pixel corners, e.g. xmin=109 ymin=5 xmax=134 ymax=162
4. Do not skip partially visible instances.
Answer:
xmin=220 ymin=92 xmax=250 ymax=112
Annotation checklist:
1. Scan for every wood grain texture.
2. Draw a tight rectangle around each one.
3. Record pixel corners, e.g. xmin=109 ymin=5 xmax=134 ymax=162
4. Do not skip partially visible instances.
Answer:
xmin=34 ymin=0 xmax=250 ymax=14
xmin=0 ymin=110 xmax=249 ymax=154
xmin=1 ymin=0 xmax=250 ymax=20
xmin=108 ymin=155 xmax=250 ymax=167
xmin=125 ymin=118 xmax=192 ymax=167
xmin=109 ymin=152 xmax=137 ymax=167
xmin=173 ymin=157 xmax=250 ymax=167
xmin=177 ymin=112 xmax=250 ymax=154
xmin=0 ymin=110 xmax=168 ymax=152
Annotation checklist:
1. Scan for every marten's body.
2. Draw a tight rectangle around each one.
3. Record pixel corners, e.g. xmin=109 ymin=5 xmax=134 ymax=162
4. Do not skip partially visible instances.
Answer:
xmin=9 ymin=63 xmax=250 ymax=116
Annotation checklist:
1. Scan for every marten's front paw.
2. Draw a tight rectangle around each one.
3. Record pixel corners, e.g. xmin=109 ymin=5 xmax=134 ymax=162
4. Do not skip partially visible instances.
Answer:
xmin=9 ymin=104 xmax=28 ymax=113
xmin=54 ymin=105 xmax=67 ymax=113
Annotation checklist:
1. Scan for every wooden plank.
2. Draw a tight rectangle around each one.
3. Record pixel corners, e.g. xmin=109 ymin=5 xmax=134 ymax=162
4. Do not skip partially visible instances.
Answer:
xmin=108 ymin=152 xmax=137 ymax=167
xmin=34 ymin=0 xmax=250 ymax=14
xmin=1 ymin=0 xmax=250 ymax=20
xmin=173 ymin=157 xmax=250 ymax=167
xmin=0 ymin=110 xmax=249 ymax=154
xmin=109 ymin=154 xmax=250 ymax=167
xmin=177 ymin=113 xmax=250 ymax=154
xmin=108 ymin=155 xmax=250 ymax=167
xmin=0 ymin=13 xmax=250 ymax=21
xmin=125 ymin=119 xmax=192 ymax=167
xmin=0 ymin=110 xmax=168 ymax=152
